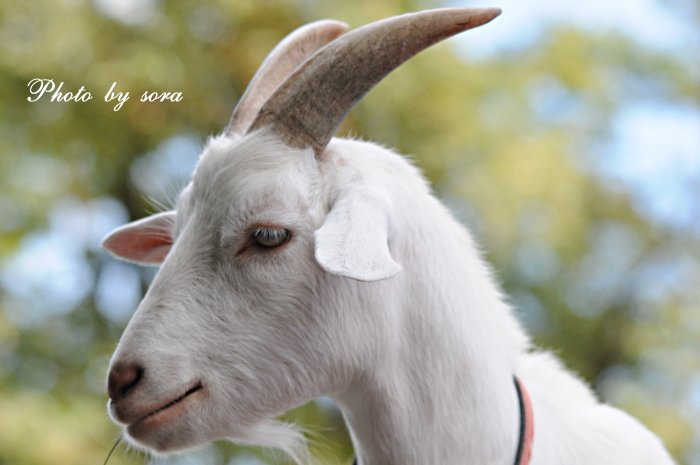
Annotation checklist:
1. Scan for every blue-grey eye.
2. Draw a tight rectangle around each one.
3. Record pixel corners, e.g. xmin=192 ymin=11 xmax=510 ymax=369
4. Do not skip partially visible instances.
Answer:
xmin=252 ymin=227 xmax=290 ymax=248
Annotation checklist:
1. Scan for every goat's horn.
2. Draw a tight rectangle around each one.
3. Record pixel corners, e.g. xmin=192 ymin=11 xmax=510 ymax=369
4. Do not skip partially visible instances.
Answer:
xmin=248 ymin=7 xmax=502 ymax=156
xmin=227 ymin=20 xmax=349 ymax=135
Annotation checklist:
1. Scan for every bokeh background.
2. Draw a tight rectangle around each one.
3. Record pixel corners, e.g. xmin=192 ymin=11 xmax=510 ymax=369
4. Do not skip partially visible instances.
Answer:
xmin=0 ymin=0 xmax=698 ymax=464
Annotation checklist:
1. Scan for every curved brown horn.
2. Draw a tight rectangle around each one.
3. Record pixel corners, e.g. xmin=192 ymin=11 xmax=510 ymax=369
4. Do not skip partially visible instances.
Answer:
xmin=227 ymin=20 xmax=349 ymax=135
xmin=248 ymin=7 xmax=502 ymax=156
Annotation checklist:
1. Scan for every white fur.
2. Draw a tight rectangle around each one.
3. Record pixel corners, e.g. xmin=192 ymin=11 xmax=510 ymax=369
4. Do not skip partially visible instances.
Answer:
xmin=106 ymin=128 xmax=675 ymax=465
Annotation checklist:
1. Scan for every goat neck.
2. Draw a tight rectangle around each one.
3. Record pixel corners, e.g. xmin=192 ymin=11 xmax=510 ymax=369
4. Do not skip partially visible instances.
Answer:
xmin=319 ymin=139 xmax=527 ymax=465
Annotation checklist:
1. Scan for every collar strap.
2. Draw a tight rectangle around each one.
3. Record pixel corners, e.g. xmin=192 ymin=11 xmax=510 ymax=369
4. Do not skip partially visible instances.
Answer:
xmin=351 ymin=376 xmax=535 ymax=465
xmin=514 ymin=376 xmax=534 ymax=465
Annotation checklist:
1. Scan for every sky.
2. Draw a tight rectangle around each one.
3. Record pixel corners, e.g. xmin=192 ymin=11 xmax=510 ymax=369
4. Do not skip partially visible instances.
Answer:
xmin=455 ymin=0 xmax=697 ymax=55
xmin=452 ymin=0 xmax=700 ymax=232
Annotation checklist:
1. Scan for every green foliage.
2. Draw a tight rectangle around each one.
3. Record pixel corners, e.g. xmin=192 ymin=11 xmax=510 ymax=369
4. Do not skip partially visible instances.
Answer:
xmin=0 ymin=0 xmax=697 ymax=464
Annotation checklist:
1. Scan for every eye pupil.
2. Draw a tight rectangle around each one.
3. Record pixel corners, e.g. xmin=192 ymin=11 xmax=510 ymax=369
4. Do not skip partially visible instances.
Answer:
xmin=252 ymin=227 xmax=290 ymax=248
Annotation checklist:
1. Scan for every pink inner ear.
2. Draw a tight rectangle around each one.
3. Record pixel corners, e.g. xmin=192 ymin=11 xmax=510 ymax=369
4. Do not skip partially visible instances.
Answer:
xmin=101 ymin=212 xmax=175 ymax=265
xmin=103 ymin=229 xmax=172 ymax=264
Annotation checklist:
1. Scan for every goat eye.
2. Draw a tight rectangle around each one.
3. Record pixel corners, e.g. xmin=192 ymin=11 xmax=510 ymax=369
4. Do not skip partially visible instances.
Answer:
xmin=252 ymin=227 xmax=290 ymax=248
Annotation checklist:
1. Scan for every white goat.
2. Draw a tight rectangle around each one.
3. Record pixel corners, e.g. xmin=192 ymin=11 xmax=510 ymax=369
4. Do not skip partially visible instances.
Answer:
xmin=101 ymin=8 xmax=675 ymax=465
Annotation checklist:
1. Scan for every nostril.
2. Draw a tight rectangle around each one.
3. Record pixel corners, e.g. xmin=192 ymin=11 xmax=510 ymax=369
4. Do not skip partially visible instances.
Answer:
xmin=108 ymin=361 xmax=143 ymax=402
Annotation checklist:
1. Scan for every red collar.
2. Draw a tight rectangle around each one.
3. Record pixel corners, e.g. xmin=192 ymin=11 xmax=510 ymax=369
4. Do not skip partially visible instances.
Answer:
xmin=514 ymin=376 xmax=534 ymax=465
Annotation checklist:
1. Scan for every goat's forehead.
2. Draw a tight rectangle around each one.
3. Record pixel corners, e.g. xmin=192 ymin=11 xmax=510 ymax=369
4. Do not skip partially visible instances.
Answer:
xmin=191 ymin=132 xmax=318 ymax=209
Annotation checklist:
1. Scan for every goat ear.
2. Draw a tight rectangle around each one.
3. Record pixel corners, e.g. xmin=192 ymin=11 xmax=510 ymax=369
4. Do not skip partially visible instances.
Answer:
xmin=100 ymin=211 xmax=175 ymax=265
xmin=314 ymin=192 xmax=401 ymax=281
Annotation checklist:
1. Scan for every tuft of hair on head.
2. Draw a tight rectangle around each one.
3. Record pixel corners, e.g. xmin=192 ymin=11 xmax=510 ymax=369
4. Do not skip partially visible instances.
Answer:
xmin=143 ymin=173 xmax=191 ymax=214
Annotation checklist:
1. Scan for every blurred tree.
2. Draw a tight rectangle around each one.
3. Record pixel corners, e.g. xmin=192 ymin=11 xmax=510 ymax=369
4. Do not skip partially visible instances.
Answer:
xmin=0 ymin=0 xmax=698 ymax=464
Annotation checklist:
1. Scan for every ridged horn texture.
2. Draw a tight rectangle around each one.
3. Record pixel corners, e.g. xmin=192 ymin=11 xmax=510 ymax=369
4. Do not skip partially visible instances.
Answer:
xmin=226 ymin=20 xmax=350 ymax=135
xmin=248 ymin=7 xmax=502 ymax=156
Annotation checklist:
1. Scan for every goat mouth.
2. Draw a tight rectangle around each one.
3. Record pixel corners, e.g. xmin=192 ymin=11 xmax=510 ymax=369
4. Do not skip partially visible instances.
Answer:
xmin=133 ymin=382 xmax=203 ymax=427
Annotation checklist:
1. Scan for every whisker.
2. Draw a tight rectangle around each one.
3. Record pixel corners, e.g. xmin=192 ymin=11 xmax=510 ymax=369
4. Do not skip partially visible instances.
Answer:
xmin=103 ymin=435 xmax=122 ymax=465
